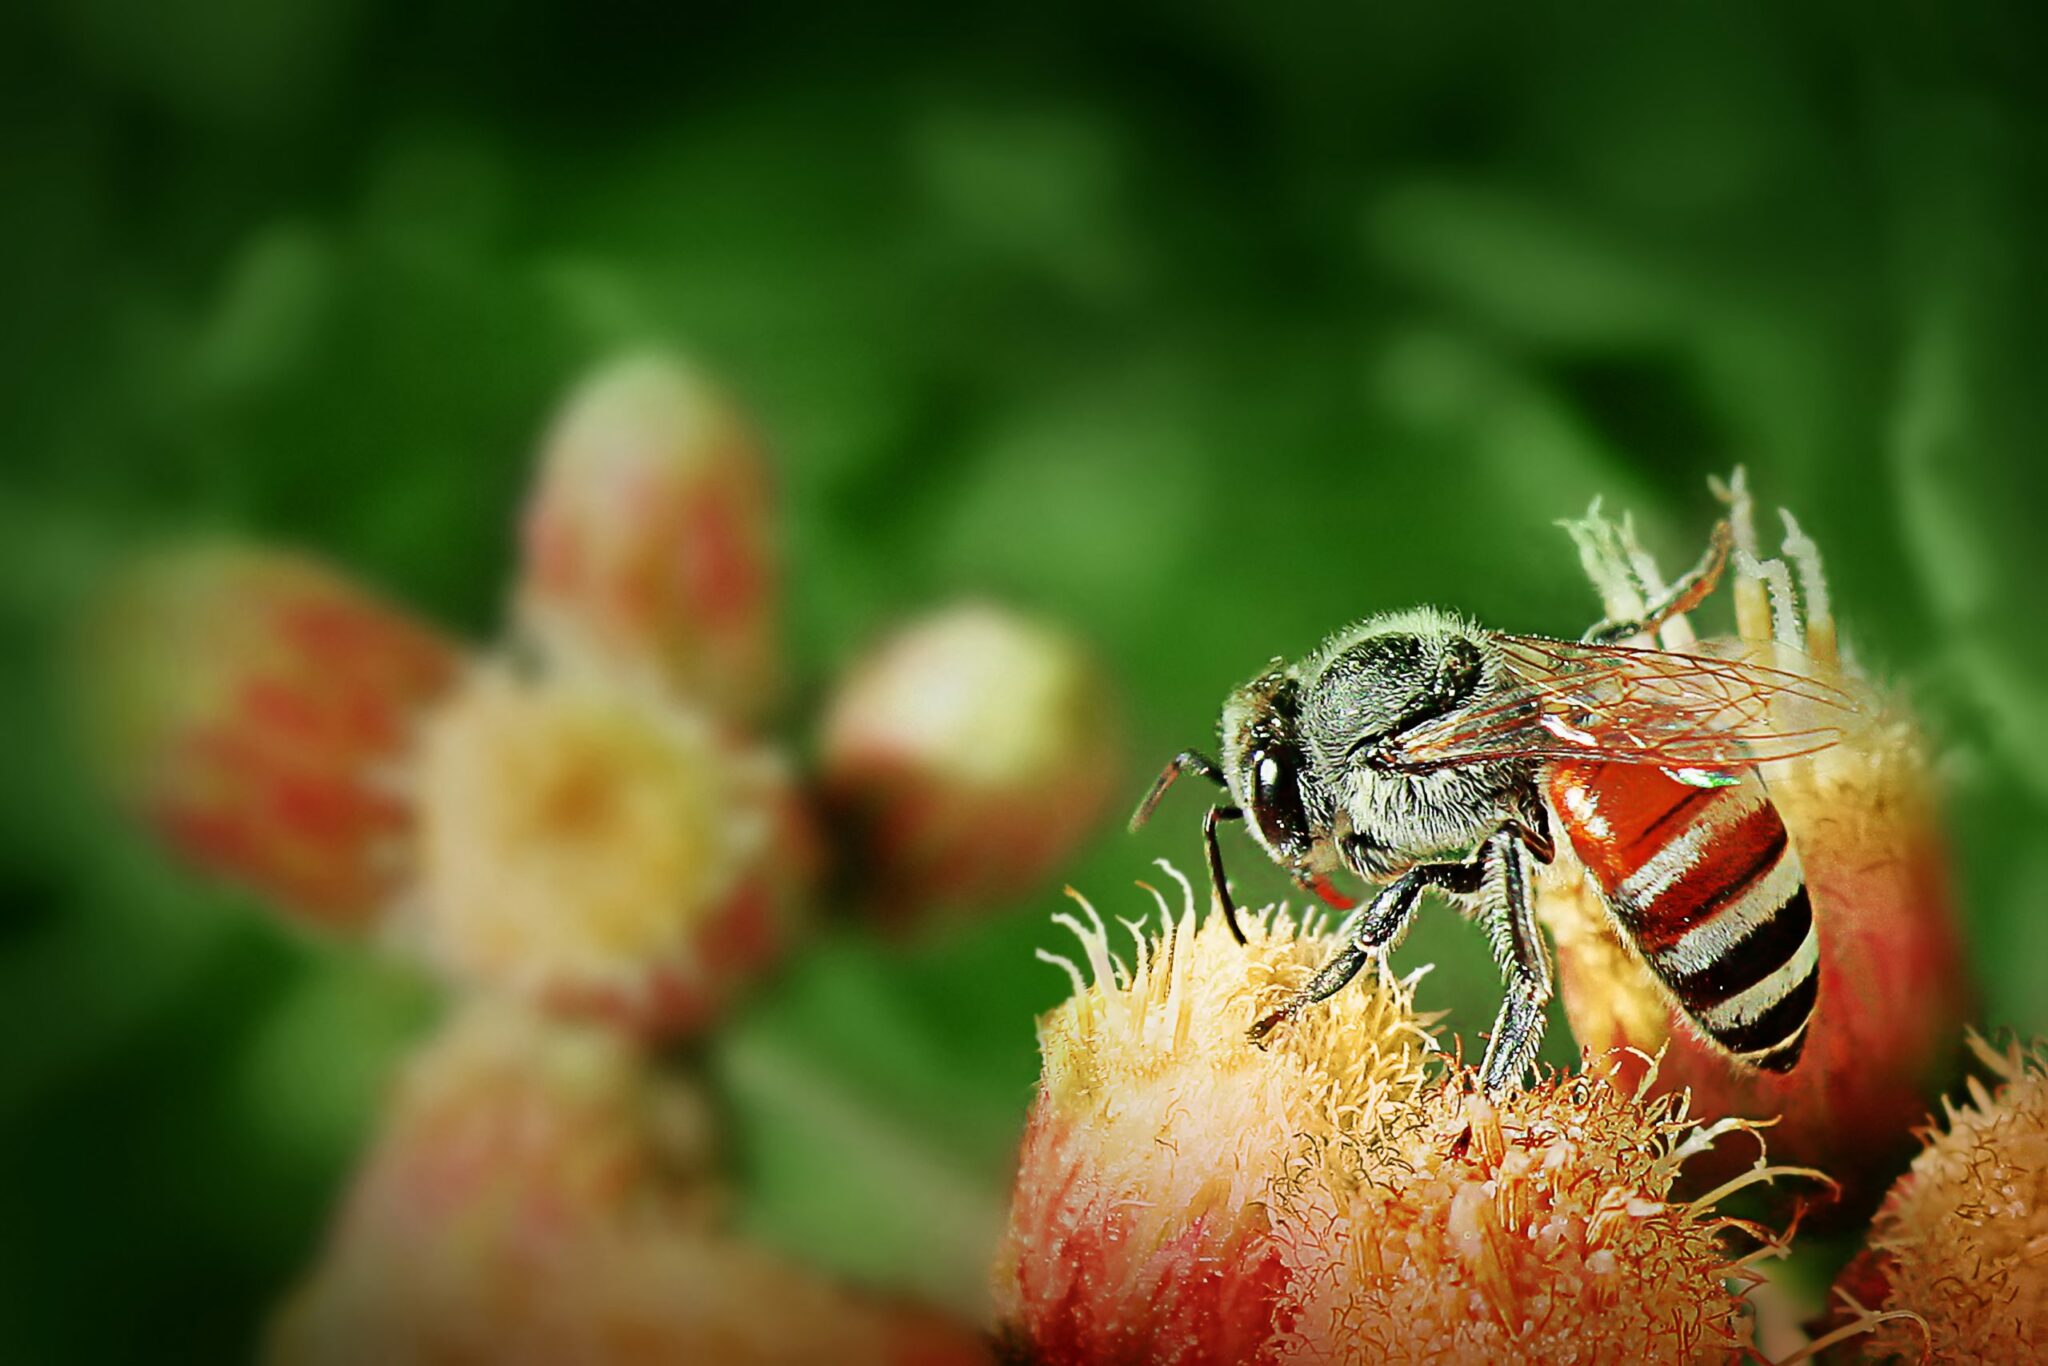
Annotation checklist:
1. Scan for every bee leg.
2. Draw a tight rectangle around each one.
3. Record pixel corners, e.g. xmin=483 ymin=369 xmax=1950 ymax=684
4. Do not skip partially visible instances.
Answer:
xmin=1128 ymin=751 xmax=1247 ymax=944
xmin=1130 ymin=749 xmax=1227 ymax=830
xmin=1248 ymin=848 xmax=1488 ymax=1044
xmin=1583 ymin=519 xmax=1732 ymax=644
xmin=1477 ymin=837 xmax=1555 ymax=1094
xmin=1202 ymin=804 xmax=1251 ymax=945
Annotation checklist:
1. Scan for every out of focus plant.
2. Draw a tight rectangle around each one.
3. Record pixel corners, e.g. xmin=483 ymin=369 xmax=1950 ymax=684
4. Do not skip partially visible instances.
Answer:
xmin=80 ymin=544 xmax=463 ymax=931
xmin=273 ymin=1001 xmax=989 ymax=1366
xmin=515 ymin=354 xmax=784 ymax=725
xmin=411 ymin=660 xmax=813 ymax=1040
xmin=82 ymin=350 xmax=1127 ymax=1360
xmin=820 ymin=602 xmax=1122 ymax=927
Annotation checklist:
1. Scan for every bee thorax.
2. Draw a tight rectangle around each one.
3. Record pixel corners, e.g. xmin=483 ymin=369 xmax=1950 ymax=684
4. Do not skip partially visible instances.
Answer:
xmin=1332 ymin=759 xmax=1524 ymax=875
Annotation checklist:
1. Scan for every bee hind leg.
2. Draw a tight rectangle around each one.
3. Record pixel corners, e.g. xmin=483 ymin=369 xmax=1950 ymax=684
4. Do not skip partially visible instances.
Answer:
xmin=1476 ymin=837 xmax=1555 ymax=1094
xmin=1583 ymin=520 xmax=1732 ymax=644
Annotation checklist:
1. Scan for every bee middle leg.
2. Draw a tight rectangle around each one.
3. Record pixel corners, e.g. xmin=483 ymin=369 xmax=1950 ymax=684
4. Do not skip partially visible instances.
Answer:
xmin=1583 ymin=520 xmax=1732 ymax=644
xmin=1476 ymin=837 xmax=1554 ymax=1094
xmin=1246 ymin=839 xmax=1490 ymax=1044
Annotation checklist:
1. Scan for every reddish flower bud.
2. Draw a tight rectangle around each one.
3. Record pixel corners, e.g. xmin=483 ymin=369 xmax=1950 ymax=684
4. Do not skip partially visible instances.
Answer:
xmin=820 ymin=604 xmax=1121 ymax=925
xmin=271 ymin=1003 xmax=990 ymax=1366
xmin=995 ymin=875 xmax=1801 ymax=1364
xmin=515 ymin=353 xmax=782 ymax=722
xmin=1538 ymin=475 xmax=1970 ymax=1207
xmin=1818 ymin=1037 xmax=2048 ymax=1363
xmin=411 ymin=663 xmax=813 ymax=1040
xmin=82 ymin=543 xmax=462 ymax=930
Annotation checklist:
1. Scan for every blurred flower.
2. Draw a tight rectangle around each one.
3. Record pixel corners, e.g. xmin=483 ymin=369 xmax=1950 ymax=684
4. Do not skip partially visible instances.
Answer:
xmin=412 ymin=662 xmax=813 ymax=1040
xmin=79 ymin=353 xmax=1122 ymax=1359
xmin=80 ymin=543 xmax=462 ymax=930
xmin=1538 ymin=474 xmax=1969 ymax=1206
xmin=271 ymin=1001 xmax=990 ymax=1366
xmin=820 ymin=603 xmax=1120 ymax=925
xmin=515 ymin=353 xmax=782 ymax=723
xmin=994 ymin=873 xmax=1800 ymax=1364
xmin=1816 ymin=1036 xmax=2048 ymax=1364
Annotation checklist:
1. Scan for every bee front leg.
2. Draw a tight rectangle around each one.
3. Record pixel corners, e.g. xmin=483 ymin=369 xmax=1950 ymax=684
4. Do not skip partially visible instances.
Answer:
xmin=1476 ymin=835 xmax=1555 ymax=1094
xmin=1202 ymin=804 xmax=1250 ymax=946
xmin=1247 ymin=842 xmax=1488 ymax=1045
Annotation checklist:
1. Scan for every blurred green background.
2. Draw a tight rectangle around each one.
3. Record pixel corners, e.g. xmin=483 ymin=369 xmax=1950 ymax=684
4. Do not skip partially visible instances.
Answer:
xmin=6 ymin=2 xmax=2048 ymax=1360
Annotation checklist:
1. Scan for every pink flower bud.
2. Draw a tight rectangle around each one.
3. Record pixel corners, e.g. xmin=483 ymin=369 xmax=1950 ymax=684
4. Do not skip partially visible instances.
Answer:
xmin=1539 ymin=477 xmax=1970 ymax=1207
xmin=820 ymin=604 xmax=1121 ymax=925
xmin=82 ymin=543 xmax=462 ymax=929
xmin=272 ymin=1003 xmax=989 ymax=1365
xmin=411 ymin=664 xmax=813 ymax=1039
xmin=515 ymin=353 xmax=782 ymax=722
xmin=994 ymin=877 xmax=1800 ymax=1364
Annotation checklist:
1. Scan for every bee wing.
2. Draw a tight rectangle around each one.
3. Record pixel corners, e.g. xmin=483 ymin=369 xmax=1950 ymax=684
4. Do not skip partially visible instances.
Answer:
xmin=1392 ymin=634 xmax=1863 ymax=770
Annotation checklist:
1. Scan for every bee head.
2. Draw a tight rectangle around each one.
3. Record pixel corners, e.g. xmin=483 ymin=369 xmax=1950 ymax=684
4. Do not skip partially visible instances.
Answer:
xmin=1220 ymin=663 xmax=1324 ymax=868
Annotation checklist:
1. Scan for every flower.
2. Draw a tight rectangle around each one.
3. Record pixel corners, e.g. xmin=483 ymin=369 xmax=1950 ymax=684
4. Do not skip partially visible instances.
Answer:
xmin=271 ymin=1002 xmax=991 ymax=1366
xmin=515 ymin=352 xmax=782 ymax=723
xmin=1819 ymin=1036 xmax=2048 ymax=1364
xmin=995 ymin=874 xmax=1435 ymax=1366
xmin=80 ymin=354 xmax=1111 ymax=1363
xmin=80 ymin=543 xmax=462 ymax=930
xmin=820 ymin=603 xmax=1121 ymax=926
xmin=1537 ymin=473 xmax=1970 ymax=1205
xmin=994 ymin=872 xmax=1801 ymax=1364
xmin=411 ymin=662 xmax=813 ymax=1040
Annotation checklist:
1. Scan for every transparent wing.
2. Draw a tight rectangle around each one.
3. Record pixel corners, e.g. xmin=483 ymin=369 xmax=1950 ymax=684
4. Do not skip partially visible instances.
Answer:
xmin=1392 ymin=634 xmax=1863 ymax=770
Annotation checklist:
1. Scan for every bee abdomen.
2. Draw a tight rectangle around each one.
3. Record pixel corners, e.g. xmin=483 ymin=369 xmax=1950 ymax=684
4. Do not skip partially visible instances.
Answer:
xmin=1549 ymin=762 xmax=1818 ymax=1071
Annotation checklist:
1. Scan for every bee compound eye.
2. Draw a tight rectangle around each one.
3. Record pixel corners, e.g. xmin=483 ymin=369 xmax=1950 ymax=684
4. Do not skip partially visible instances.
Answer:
xmin=1250 ymin=748 xmax=1312 ymax=858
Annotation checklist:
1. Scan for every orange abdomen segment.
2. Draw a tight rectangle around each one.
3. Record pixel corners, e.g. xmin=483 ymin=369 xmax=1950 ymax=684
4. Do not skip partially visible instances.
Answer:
xmin=1548 ymin=761 xmax=1818 ymax=1070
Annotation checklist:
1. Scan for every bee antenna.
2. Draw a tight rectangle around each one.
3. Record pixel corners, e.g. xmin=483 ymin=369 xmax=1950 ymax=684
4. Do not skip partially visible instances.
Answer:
xmin=1129 ymin=749 xmax=1226 ymax=832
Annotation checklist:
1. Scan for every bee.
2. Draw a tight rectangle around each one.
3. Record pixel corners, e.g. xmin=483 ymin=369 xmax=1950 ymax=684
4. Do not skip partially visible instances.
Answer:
xmin=1132 ymin=522 xmax=1861 ymax=1093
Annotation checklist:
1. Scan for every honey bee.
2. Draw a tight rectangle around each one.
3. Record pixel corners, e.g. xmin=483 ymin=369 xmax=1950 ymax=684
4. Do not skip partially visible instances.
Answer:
xmin=1132 ymin=522 xmax=1861 ymax=1093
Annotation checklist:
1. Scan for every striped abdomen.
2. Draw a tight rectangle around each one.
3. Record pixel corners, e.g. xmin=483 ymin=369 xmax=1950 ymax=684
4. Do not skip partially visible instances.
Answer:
xmin=1547 ymin=760 xmax=1816 ymax=1071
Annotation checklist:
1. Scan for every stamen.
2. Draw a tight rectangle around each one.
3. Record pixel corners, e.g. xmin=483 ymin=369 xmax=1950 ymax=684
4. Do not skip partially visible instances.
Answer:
xmin=1711 ymin=466 xmax=1760 ymax=559
xmin=1034 ymin=947 xmax=1088 ymax=999
xmin=1778 ymin=509 xmax=1838 ymax=669
xmin=1733 ymin=549 xmax=1800 ymax=652
xmin=1560 ymin=500 xmax=1648 ymax=626
xmin=1617 ymin=514 xmax=1698 ymax=649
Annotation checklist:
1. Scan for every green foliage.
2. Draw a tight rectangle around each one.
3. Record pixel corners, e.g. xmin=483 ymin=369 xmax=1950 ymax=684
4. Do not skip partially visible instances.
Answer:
xmin=4 ymin=3 xmax=2047 ymax=1360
